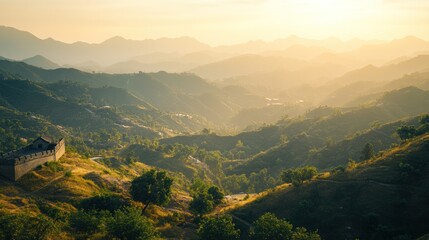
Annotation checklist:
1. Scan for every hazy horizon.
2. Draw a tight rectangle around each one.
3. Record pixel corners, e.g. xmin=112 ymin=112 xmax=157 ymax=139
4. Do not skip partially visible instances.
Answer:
xmin=2 ymin=0 xmax=429 ymax=45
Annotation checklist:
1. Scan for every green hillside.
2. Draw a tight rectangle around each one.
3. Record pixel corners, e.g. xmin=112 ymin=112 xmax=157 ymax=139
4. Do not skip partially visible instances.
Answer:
xmin=0 ymin=79 xmax=216 ymax=154
xmin=0 ymin=106 xmax=63 ymax=152
xmin=161 ymin=125 xmax=285 ymax=158
xmin=230 ymin=133 xmax=429 ymax=239
xmin=0 ymin=151 xmax=195 ymax=239
xmin=0 ymin=59 xmax=267 ymax=123
xmin=166 ymin=87 xmax=429 ymax=176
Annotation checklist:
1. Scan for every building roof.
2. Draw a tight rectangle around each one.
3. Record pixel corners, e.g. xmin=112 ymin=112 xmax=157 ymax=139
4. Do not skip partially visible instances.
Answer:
xmin=33 ymin=136 xmax=53 ymax=144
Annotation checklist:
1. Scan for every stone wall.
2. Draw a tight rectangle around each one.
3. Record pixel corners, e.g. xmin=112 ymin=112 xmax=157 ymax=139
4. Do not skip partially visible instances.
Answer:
xmin=13 ymin=154 xmax=57 ymax=180
xmin=54 ymin=138 xmax=65 ymax=161
xmin=0 ymin=138 xmax=65 ymax=181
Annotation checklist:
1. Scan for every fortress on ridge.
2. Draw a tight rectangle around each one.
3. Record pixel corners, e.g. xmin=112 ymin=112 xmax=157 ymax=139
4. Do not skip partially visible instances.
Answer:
xmin=0 ymin=137 xmax=65 ymax=181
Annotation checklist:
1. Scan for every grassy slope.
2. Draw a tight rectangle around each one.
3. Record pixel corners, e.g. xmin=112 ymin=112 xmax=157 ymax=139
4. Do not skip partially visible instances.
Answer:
xmin=229 ymin=133 xmax=429 ymax=239
xmin=0 ymin=152 xmax=194 ymax=238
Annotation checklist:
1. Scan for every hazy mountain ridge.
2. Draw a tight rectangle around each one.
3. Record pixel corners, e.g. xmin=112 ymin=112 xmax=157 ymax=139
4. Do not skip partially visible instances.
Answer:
xmin=321 ymin=55 xmax=429 ymax=106
xmin=0 ymin=26 xmax=210 ymax=66
xmin=2 ymin=26 xmax=429 ymax=76
xmin=22 ymin=55 xmax=61 ymax=69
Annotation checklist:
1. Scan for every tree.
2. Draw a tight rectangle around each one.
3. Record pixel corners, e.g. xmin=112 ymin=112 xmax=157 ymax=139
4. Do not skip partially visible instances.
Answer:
xmin=397 ymin=125 xmax=417 ymax=141
xmin=420 ymin=114 xmax=429 ymax=124
xmin=189 ymin=193 xmax=214 ymax=217
xmin=251 ymin=213 xmax=293 ymax=240
xmin=222 ymin=174 xmax=250 ymax=193
xmin=360 ymin=143 xmax=374 ymax=161
xmin=300 ymin=167 xmax=318 ymax=181
xmin=202 ymin=128 xmax=211 ymax=135
xmin=292 ymin=227 xmax=321 ymax=240
xmin=106 ymin=207 xmax=158 ymax=240
xmin=281 ymin=166 xmax=318 ymax=187
xmin=130 ymin=169 xmax=173 ymax=212
xmin=189 ymin=182 xmax=224 ymax=217
xmin=249 ymin=169 xmax=276 ymax=193
xmin=198 ymin=215 xmax=240 ymax=240
xmin=191 ymin=178 xmax=209 ymax=196
xmin=207 ymin=186 xmax=224 ymax=205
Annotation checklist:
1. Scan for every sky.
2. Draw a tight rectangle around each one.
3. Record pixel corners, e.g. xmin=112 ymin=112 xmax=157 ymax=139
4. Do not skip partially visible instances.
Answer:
xmin=1 ymin=0 xmax=429 ymax=45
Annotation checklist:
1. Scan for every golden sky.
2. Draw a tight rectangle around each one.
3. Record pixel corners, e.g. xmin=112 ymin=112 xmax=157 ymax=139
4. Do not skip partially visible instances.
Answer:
xmin=1 ymin=0 xmax=429 ymax=45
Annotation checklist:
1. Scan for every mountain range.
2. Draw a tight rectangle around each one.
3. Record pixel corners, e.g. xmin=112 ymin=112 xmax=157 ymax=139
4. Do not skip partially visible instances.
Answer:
xmin=2 ymin=26 xmax=429 ymax=77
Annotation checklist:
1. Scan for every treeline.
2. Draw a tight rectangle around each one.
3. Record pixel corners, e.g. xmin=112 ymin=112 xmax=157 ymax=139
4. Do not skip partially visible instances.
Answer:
xmin=396 ymin=114 xmax=429 ymax=141
xmin=198 ymin=213 xmax=320 ymax=240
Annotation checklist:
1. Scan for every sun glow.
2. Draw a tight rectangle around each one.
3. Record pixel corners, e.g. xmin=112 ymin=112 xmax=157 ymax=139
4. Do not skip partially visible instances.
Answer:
xmin=0 ymin=0 xmax=428 ymax=44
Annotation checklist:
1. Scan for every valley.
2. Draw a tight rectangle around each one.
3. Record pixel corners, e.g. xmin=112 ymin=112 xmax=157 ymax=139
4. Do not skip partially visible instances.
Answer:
xmin=1 ymin=22 xmax=429 ymax=240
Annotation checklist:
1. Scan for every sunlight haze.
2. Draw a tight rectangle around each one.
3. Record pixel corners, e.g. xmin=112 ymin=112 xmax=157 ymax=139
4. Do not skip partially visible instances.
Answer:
xmin=1 ymin=0 xmax=429 ymax=44
xmin=1 ymin=0 xmax=429 ymax=239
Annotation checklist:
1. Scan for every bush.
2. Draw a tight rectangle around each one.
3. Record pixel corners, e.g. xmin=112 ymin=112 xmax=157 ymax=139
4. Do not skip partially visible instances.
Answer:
xmin=189 ymin=193 xmax=214 ymax=217
xmin=281 ymin=166 xmax=318 ymax=187
xmin=198 ymin=215 xmax=240 ymax=240
xmin=45 ymin=161 xmax=64 ymax=172
xmin=250 ymin=213 xmax=321 ymax=240
xmin=79 ymin=194 xmax=131 ymax=213
xmin=69 ymin=209 xmax=107 ymax=234
xmin=0 ymin=212 xmax=58 ymax=240
xmin=64 ymin=170 xmax=72 ymax=177
xmin=251 ymin=213 xmax=293 ymax=240
xmin=189 ymin=181 xmax=225 ymax=217
xmin=106 ymin=207 xmax=158 ymax=240
xmin=292 ymin=227 xmax=321 ymax=240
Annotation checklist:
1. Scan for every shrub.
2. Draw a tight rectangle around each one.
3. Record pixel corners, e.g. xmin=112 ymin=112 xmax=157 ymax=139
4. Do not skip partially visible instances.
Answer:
xmin=79 ymin=194 xmax=131 ymax=213
xmin=0 ymin=212 xmax=58 ymax=240
xmin=281 ymin=166 xmax=318 ymax=187
xmin=69 ymin=209 xmax=107 ymax=234
xmin=198 ymin=215 xmax=240 ymax=240
xmin=64 ymin=170 xmax=72 ymax=177
xmin=189 ymin=193 xmax=214 ymax=217
xmin=106 ymin=207 xmax=158 ymax=240
xmin=251 ymin=213 xmax=293 ymax=240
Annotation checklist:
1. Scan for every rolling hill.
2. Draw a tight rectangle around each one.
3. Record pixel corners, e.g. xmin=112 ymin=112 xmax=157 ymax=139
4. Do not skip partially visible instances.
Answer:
xmin=227 ymin=87 xmax=429 ymax=175
xmin=332 ymin=55 xmax=429 ymax=85
xmin=322 ymin=55 xmax=429 ymax=106
xmin=0 ymin=59 xmax=268 ymax=123
xmin=230 ymin=132 xmax=429 ymax=239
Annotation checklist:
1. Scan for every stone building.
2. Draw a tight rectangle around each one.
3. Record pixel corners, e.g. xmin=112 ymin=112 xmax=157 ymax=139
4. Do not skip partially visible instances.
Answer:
xmin=0 ymin=137 xmax=65 ymax=181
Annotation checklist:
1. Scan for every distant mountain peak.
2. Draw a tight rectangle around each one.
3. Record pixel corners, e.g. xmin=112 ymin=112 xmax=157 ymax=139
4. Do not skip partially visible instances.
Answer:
xmin=0 ymin=25 xmax=39 ymax=40
xmin=361 ymin=64 xmax=378 ymax=70
xmin=102 ymin=36 xmax=127 ymax=44
xmin=22 ymin=55 xmax=61 ymax=69
xmin=392 ymin=36 xmax=427 ymax=44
